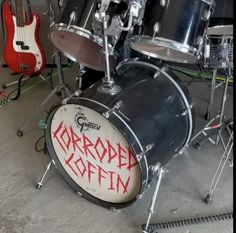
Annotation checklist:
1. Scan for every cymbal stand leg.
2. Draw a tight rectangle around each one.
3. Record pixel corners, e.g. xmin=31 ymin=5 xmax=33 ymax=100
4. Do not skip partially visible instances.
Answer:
xmin=17 ymin=51 xmax=71 ymax=136
xmin=204 ymin=130 xmax=233 ymax=204
xmin=205 ymin=69 xmax=217 ymax=120
xmin=190 ymin=115 xmax=220 ymax=146
xmin=216 ymin=69 xmax=232 ymax=144
xmin=36 ymin=161 xmax=54 ymax=189
xmin=17 ymin=86 xmax=62 ymax=137
xmin=54 ymin=51 xmax=71 ymax=99
xmin=143 ymin=167 xmax=165 ymax=233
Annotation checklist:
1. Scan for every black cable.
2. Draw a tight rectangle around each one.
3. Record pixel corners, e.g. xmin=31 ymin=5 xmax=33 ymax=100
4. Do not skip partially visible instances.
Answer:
xmin=7 ymin=74 xmax=31 ymax=101
xmin=34 ymin=135 xmax=47 ymax=153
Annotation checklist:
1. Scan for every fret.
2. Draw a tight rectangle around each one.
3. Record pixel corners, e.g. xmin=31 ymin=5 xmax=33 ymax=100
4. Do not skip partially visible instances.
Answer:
xmin=15 ymin=0 xmax=25 ymax=27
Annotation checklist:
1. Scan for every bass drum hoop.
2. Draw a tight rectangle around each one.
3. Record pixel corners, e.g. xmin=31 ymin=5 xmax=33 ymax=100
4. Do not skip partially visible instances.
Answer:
xmin=45 ymin=101 xmax=148 ymax=209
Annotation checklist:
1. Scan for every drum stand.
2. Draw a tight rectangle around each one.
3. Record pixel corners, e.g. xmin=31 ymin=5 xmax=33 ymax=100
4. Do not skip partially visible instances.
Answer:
xmin=97 ymin=14 xmax=121 ymax=95
xmin=205 ymin=68 xmax=233 ymax=121
xmin=142 ymin=167 xmax=167 ymax=233
xmin=190 ymin=67 xmax=233 ymax=204
xmin=16 ymin=51 xmax=73 ymax=136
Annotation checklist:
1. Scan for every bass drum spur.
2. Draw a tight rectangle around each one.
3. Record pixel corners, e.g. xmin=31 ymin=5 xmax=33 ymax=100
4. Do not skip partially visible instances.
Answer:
xmin=50 ymin=0 xmax=119 ymax=71
xmin=45 ymin=60 xmax=194 ymax=209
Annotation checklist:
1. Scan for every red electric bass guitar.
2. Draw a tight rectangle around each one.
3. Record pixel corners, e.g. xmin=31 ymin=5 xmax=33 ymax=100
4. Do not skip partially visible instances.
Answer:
xmin=3 ymin=0 xmax=46 ymax=75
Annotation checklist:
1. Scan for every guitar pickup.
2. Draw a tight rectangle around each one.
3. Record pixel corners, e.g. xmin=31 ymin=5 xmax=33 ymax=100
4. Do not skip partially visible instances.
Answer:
xmin=16 ymin=41 xmax=30 ymax=50
xmin=16 ymin=41 xmax=24 ymax=46
xmin=22 ymin=45 xmax=30 ymax=50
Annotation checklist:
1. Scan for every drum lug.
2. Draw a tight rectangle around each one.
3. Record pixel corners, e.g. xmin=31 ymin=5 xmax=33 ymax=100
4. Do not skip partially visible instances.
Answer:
xmin=153 ymin=70 xmax=161 ymax=79
xmin=161 ymin=66 xmax=169 ymax=73
xmin=202 ymin=8 xmax=212 ymax=22
xmin=61 ymin=90 xmax=82 ymax=105
xmin=180 ymin=103 xmax=195 ymax=116
xmin=160 ymin=0 xmax=167 ymax=7
xmin=137 ymin=143 xmax=155 ymax=161
xmin=110 ymin=207 xmax=121 ymax=213
xmin=153 ymin=22 xmax=161 ymax=35
xmin=103 ymin=101 xmax=123 ymax=118
xmin=68 ymin=11 xmax=76 ymax=28
xmin=77 ymin=191 xmax=83 ymax=197
xmin=177 ymin=146 xmax=187 ymax=155
xmin=149 ymin=162 xmax=162 ymax=175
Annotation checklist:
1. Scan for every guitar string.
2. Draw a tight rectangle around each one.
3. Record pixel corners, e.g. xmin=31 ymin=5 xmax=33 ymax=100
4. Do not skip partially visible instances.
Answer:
xmin=16 ymin=0 xmax=22 ymax=73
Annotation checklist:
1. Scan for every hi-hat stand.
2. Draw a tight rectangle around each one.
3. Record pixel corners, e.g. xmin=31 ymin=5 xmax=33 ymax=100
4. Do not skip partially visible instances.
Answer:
xmin=190 ymin=67 xmax=233 ymax=204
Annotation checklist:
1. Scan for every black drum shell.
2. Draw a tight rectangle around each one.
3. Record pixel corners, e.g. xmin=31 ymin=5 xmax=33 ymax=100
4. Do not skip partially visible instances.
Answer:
xmin=56 ymin=0 xmax=99 ymax=32
xmin=142 ymin=0 xmax=213 ymax=51
xmin=75 ymin=61 xmax=194 ymax=186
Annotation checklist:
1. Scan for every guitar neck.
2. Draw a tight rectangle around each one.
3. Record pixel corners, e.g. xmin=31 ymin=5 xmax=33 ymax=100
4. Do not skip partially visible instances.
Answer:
xmin=15 ymin=0 xmax=25 ymax=27
xmin=25 ymin=0 xmax=33 ymax=22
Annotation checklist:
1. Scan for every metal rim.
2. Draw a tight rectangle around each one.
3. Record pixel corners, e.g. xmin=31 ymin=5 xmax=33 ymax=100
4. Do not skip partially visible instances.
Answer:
xmin=201 ymin=0 xmax=215 ymax=6
xmin=50 ymin=23 xmax=104 ymax=46
xmin=49 ymin=24 xmax=118 ymax=71
xmin=129 ymin=36 xmax=198 ymax=63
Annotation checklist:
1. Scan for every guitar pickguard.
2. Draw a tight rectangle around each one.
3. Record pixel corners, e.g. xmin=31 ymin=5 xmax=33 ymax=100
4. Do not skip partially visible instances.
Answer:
xmin=12 ymin=16 xmax=43 ymax=72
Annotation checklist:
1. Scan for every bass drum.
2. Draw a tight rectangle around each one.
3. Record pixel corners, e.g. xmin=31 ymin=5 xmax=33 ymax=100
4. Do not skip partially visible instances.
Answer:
xmin=45 ymin=60 xmax=194 ymax=209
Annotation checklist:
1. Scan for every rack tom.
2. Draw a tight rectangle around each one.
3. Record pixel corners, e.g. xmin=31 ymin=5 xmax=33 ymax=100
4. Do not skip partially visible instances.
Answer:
xmin=50 ymin=0 xmax=119 ymax=71
xmin=130 ymin=0 xmax=215 ymax=63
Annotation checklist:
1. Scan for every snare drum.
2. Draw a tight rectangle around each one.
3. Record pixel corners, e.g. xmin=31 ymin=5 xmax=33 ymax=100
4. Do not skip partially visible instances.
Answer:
xmin=45 ymin=60 xmax=194 ymax=208
xmin=130 ymin=0 xmax=215 ymax=63
xmin=50 ymin=0 xmax=119 ymax=71
xmin=204 ymin=34 xmax=233 ymax=69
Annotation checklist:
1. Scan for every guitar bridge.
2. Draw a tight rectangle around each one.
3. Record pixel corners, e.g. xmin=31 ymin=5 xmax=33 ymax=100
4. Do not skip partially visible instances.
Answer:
xmin=20 ymin=64 xmax=30 ymax=70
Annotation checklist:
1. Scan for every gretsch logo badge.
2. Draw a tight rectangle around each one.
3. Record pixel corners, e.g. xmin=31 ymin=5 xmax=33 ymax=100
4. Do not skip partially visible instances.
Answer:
xmin=75 ymin=108 xmax=101 ymax=132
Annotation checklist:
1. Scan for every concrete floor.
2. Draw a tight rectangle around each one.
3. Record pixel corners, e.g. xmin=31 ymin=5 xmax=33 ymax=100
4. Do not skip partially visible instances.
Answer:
xmin=0 ymin=59 xmax=233 ymax=233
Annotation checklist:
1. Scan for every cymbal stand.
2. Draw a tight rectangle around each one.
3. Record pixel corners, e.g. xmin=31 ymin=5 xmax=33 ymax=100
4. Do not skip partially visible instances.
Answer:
xmin=17 ymin=51 xmax=72 ymax=136
xmin=204 ymin=126 xmax=233 ymax=204
xmin=143 ymin=166 xmax=166 ymax=233
xmin=190 ymin=67 xmax=233 ymax=204
xmin=207 ymin=69 xmax=232 ymax=119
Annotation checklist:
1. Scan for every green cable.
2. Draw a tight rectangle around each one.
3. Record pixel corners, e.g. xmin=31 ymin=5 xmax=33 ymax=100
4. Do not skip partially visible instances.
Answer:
xmin=169 ymin=65 xmax=234 ymax=84
xmin=0 ymin=66 xmax=71 ymax=108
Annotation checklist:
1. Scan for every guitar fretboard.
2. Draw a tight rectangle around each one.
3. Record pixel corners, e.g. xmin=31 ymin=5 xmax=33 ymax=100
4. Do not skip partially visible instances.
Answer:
xmin=15 ymin=0 xmax=25 ymax=27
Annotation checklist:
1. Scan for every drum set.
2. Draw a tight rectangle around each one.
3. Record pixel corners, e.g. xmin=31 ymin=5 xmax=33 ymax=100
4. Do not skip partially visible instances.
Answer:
xmin=16 ymin=0 xmax=233 ymax=232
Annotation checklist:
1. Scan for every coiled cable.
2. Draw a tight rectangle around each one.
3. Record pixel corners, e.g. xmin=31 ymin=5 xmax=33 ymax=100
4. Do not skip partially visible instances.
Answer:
xmin=142 ymin=211 xmax=233 ymax=232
